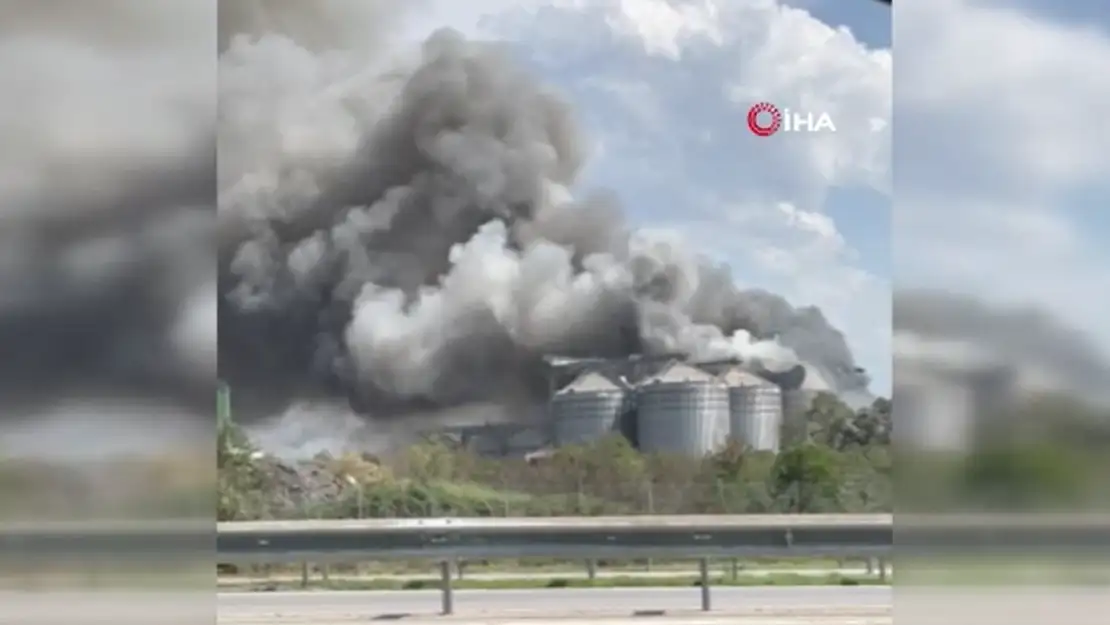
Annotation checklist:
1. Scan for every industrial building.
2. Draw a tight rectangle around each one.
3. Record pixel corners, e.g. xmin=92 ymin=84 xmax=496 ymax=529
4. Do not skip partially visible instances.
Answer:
xmin=432 ymin=354 xmax=805 ymax=458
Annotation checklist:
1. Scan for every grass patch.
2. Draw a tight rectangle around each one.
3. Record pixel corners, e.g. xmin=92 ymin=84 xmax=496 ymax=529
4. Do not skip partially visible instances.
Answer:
xmin=893 ymin=553 xmax=1110 ymax=586
xmin=220 ymin=572 xmax=884 ymax=592
xmin=219 ymin=556 xmax=859 ymax=578
xmin=897 ymin=566 xmax=1110 ymax=586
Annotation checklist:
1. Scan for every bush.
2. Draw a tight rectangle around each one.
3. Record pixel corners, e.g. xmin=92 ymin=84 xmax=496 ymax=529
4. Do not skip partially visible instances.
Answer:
xmin=217 ymin=430 xmax=894 ymax=520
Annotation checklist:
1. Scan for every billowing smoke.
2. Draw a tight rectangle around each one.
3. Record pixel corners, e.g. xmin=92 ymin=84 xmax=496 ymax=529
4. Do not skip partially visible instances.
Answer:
xmin=218 ymin=6 xmax=870 ymax=436
xmin=0 ymin=0 xmax=215 ymax=424
xmin=895 ymin=289 xmax=1110 ymax=400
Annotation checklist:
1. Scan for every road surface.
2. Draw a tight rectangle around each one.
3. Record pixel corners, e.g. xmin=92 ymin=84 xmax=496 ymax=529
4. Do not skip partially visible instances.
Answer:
xmin=217 ymin=586 xmax=892 ymax=623
xmin=2 ymin=591 xmax=210 ymax=625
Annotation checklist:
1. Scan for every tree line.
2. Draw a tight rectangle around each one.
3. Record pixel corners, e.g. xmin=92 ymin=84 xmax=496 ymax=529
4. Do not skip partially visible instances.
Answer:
xmin=218 ymin=390 xmax=1110 ymax=521
xmin=219 ymin=393 xmax=893 ymax=520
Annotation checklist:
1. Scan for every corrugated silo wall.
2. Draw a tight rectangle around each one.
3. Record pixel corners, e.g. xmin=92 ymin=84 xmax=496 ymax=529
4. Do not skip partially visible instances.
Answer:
xmin=727 ymin=383 xmax=783 ymax=452
xmin=550 ymin=387 xmax=628 ymax=446
xmin=780 ymin=388 xmax=813 ymax=447
xmin=636 ymin=381 xmax=729 ymax=456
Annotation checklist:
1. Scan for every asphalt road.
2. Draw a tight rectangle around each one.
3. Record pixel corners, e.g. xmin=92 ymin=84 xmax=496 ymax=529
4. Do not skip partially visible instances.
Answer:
xmin=217 ymin=586 xmax=892 ymax=623
xmin=2 ymin=591 xmax=210 ymax=625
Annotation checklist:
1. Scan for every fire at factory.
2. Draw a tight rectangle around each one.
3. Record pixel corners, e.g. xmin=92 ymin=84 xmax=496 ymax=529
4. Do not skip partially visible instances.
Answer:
xmin=216 ymin=8 xmax=874 ymax=458
xmin=430 ymin=354 xmax=816 ymax=458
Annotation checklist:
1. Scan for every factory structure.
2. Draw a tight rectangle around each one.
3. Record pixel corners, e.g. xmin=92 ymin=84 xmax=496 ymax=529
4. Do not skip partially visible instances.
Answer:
xmin=432 ymin=354 xmax=814 ymax=458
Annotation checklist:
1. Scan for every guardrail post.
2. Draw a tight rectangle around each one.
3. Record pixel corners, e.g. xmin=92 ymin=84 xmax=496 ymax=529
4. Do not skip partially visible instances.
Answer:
xmin=440 ymin=560 xmax=454 ymax=615
xmin=300 ymin=562 xmax=308 ymax=588
xmin=699 ymin=557 xmax=710 ymax=611
xmin=878 ymin=559 xmax=887 ymax=583
xmin=586 ymin=559 xmax=597 ymax=580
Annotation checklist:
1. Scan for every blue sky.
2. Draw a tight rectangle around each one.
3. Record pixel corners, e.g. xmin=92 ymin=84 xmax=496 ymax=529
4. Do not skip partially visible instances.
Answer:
xmin=210 ymin=0 xmax=1110 ymax=457
xmin=894 ymin=0 xmax=1110 ymax=398
xmin=405 ymin=0 xmax=895 ymax=396
xmin=409 ymin=0 xmax=1110 ymax=401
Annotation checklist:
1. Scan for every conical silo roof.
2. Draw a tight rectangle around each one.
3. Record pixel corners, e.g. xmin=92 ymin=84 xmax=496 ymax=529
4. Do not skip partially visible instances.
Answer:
xmin=718 ymin=366 xmax=774 ymax=387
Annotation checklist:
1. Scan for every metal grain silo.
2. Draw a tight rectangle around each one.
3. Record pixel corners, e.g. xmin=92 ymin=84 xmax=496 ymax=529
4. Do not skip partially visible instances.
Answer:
xmin=635 ymin=361 xmax=729 ymax=456
xmin=550 ymin=371 xmax=629 ymax=446
xmin=720 ymin=367 xmax=783 ymax=452
xmin=781 ymin=388 xmax=817 ymax=446
xmin=758 ymin=364 xmax=810 ymax=446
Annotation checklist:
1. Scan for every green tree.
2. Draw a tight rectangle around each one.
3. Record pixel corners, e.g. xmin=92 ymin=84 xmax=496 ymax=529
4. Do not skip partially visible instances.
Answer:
xmin=959 ymin=442 xmax=1089 ymax=510
xmin=805 ymin=392 xmax=858 ymax=450
xmin=216 ymin=418 xmax=269 ymax=520
xmin=217 ymin=415 xmax=251 ymax=469
xmin=769 ymin=443 xmax=843 ymax=512
xmin=707 ymin=438 xmax=748 ymax=481
xmin=856 ymin=397 xmax=892 ymax=446
xmin=643 ymin=451 xmax=703 ymax=513
xmin=563 ymin=435 xmax=646 ymax=509
xmin=401 ymin=438 xmax=463 ymax=482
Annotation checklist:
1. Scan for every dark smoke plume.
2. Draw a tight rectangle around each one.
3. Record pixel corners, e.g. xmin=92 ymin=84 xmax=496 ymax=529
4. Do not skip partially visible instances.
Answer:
xmin=0 ymin=0 xmax=215 ymax=422
xmin=218 ymin=12 xmax=871 ymax=434
xmin=895 ymin=289 xmax=1110 ymax=398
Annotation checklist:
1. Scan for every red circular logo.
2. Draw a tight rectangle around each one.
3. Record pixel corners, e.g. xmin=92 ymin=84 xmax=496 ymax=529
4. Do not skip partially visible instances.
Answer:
xmin=747 ymin=102 xmax=781 ymax=136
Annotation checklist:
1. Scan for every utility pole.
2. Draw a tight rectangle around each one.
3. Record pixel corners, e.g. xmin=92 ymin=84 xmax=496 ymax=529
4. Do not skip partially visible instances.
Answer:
xmin=217 ymin=381 xmax=231 ymax=428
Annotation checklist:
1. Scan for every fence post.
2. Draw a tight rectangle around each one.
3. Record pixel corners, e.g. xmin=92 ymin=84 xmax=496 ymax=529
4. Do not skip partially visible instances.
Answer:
xmin=645 ymin=482 xmax=654 ymax=571
xmin=699 ymin=557 xmax=711 ymax=611
xmin=440 ymin=560 xmax=454 ymax=615
xmin=586 ymin=559 xmax=597 ymax=580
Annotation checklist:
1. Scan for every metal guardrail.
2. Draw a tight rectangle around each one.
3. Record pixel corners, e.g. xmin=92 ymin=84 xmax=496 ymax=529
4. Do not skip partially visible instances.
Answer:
xmin=216 ymin=514 xmax=893 ymax=613
xmin=0 ymin=519 xmax=209 ymax=558
xmin=217 ymin=513 xmax=893 ymax=562
xmin=6 ymin=514 xmax=1108 ymax=614
xmin=7 ymin=512 xmax=1104 ymax=559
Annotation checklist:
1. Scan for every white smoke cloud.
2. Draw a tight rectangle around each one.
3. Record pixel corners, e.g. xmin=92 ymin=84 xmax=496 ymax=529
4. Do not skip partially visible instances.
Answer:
xmin=345 ymin=218 xmax=800 ymax=399
xmin=217 ymin=1 xmax=874 ymax=452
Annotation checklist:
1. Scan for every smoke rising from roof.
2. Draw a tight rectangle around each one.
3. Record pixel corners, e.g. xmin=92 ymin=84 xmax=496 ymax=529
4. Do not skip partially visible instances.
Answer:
xmin=218 ymin=5 xmax=871 ymax=436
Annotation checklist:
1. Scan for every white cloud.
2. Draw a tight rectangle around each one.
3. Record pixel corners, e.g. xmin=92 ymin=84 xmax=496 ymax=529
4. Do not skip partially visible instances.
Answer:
xmin=898 ymin=0 xmax=1110 ymax=196
xmin=478 ymin=0 xmax=890 ymax=200
xmin=775 ymin=203 xmax=845 ymax=251
xmin=398 ymin=0 xmax=892 ymax=391
xmin=897 ymin=0 xmax=1110 ymax=341
xmin=570 ymin=0 xmax=889 ymax=388
xmin=603 ymin=0 xmax=724 ymax=59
